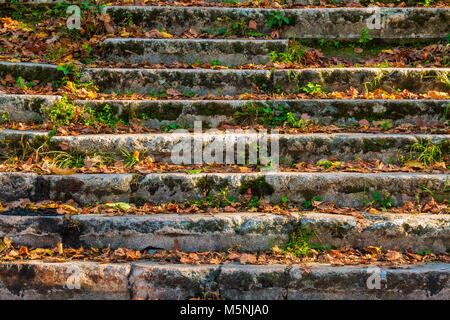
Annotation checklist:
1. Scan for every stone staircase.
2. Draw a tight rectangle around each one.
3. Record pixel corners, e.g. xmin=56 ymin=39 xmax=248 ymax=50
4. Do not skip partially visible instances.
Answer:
xmin=0 ymin=0 xmax=448 ymax=299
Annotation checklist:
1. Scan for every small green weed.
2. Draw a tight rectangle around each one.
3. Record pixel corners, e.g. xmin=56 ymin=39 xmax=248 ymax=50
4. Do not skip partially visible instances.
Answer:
xmin=359 ymin=28 xmax=373 ymax=45
xmin=302 ymin=196 xmax=322 ymax=209
xmin=233 ymin=102 xmax=316 ymax=130
xmin=279 ymin=226 xmax=316 ymax=257
xmin=267 ymin=11 xmax=290 ymax=29
xmin=121 ymin=149 xmax=145 ymax=168
xmin=269 ymin=40 xmax=308 ymax=65
xmin=300 ymin=82 xmax=326 ymax=97
xmin=161 ymin=122 xmax=190 ymax=132
xmin=373 ymin=191 xmax=394 ymax=211
xmin=409 ymin=139 xmax=445 ymax=166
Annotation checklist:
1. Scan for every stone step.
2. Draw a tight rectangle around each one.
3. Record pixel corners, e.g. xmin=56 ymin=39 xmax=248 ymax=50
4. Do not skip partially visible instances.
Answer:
xmin=0 ymin=172 xmax=447 ymax=206
xmin=0 ymin=62 xmax=60 ymax=84
xmin=2 ymin=129 xmax=449 ymax=165
xmin=0 ymin=0 xmax=67 ymax=4
xmin=0 ymin=0 xmax=358 ymax=5
xmin=72 ymin=67 xmax=450 ymax=95
xmin=79 ymin=98 xmax=450 ymax=127
xmin=106 ymin=6 xmax=449 ymax=41
xmin=79 ymin=67 xmax=450 ymax=95
xmin=0 ymin=0 xmax=70 ymax=3
xmin=0 ymin=260 xmax=448 ymax=299
xmin=102 ymin=38 xmax=288 ymax=66
xmin=1 ymin=211 xmax=448 ymax=253
xmin=1 ymin=94 xmax=449 ymax=126
xmin=2 ymin=62 xmax=448 ymax=95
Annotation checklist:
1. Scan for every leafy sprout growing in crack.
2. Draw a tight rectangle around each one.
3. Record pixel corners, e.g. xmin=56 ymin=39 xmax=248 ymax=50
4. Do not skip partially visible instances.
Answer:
xmin=408 ymin=139 xmax=445 ymax=167
xmin=267 ymin=11 xmax=290 ymax=29
xmin=121 ymin=148 xmax=146 ymax=168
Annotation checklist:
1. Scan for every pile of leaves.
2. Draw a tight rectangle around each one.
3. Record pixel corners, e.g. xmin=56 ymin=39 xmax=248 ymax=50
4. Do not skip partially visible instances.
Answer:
xmin=156 ymin=245 xmax=450 ymax=266
xmin=0 ymin=6 xmax=107 ymax=65
xmin=0 ymin=156 xmax=448 ymax=175
xmin=218 ymin=118 xmax=449 ymax=135
xmin=106 ymin=0 xmax=450 ymax=9
xmin=1 ymin=191 xmax=448 ymax=217
xmin=283 ymin=157 xmax=450 ymax=174
xmin=82 ymin=43 xmax=450 ymax=69
xmin=1 ymin=118 xmax=449 ymax=136
xmin=0 ymin=236 xmax=448 ymax=266
xmin=1 ymin=73 xmax=448 ymax=102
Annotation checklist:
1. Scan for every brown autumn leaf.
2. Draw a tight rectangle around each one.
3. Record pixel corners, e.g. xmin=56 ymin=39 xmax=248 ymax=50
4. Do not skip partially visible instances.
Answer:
xmin=4 ymin=74 xmax=14 ymax=84
xmin=405 ymin=250 xmax=423 ymax=261
xmin=166 ymin=88 xmax=182 ymax=96
xmin=239 ymin=253 xmax=257 ymax=265
xmin=301 ymin=264 xmax=311 ymax=274
xmin=385 ymin=250 xmax=403 ymax=262
xmin=56 ymin=242 xmax=63 ymax=255
xmin=174 ymin=239 xmax=180 ymax=251
xmin=113 ymin=247 xmax=126 ymax=258
xmin=98 ymin=14 xmax=115 ymax=34
xmin=427 ymin=91 xmax=448 ymax=99
xmin=84 ymin=155 xmax=102 ymax=168
xmin=248 ymin=20 xmax=257 ymax=30
xmin=144 ymin=29 xmax=163 ymax=38
xmin=132 ymin=150 xmax=140 ymax=162
xmin=58 ymin=142 xmax=69 ymax=151
xmin=224 ymin=206 xmax=237 ymax=212
xmin=404 ymin=160 xmax=425 ymax=169
xmin=20 ymin=246 xmax=29 ymax=256
xmin=270 ymin=30 xmax=280 ymax=39
xmin=365 ymin=246 xmax=382 ymax=255
xmin=51 ymin=167 xmax=76 ymax=175
xmin=227 ymin=252 xmax=240 ymax=260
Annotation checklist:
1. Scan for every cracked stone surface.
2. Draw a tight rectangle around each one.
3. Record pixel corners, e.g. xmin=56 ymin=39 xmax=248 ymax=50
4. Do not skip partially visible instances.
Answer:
xmin=273 ymin=68 xmax=450 ymax=93
xmin=2 ymin=130 xmax=447 ymax=164
xmin=1 ymin=212 xmax=448 ymax=253
xmin=106 ymin=7 xmax=450 ymax=41
xmin=0 ymin=260 xmax=447 ymax=300
xmin=79 ymin=68 xmax=272 ymax=95
xmin=0 ymin=172 xmax=448 ymax=207
xmin=80 ymin=67 xmax=450 ymax=95
xmin=0 ymin=261 xmax=130 ymax=299
xmin=0 ymin=94 xmax=60 ymax=122
xmin=102 ymin=38 xmax=288 ymax=66
xmin=1 ymin=63 xmax=447 ymax=95
xmin=0 ymin=62 xmax=59 ymax=83
xmin=130 ymin=262 xmax=220 ymax=300
xmin=2 ymin=95 xmax=448 ymax=127
xmin=0 ymin=261 xmax=447 ymax=300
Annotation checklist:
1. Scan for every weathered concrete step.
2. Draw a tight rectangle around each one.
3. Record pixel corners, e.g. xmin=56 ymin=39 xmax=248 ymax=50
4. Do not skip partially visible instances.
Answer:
xmin=0 ymin=261 xmax=448 ymax=299
xmin=102 ymin=38 xmax=288 ymax=66
xmin=79 ymin=67 xmax=450 ymax=95
xmin=78 ymin=98 xmax=450 ymax=127
xmin=0 ymin=94 xmax=60 ymax=122
xmin=1 ymin=94 xmax=449 ymax=126
xmin=0 ymin=0 xmax=72 ymax=3
xmin=1 ymin=212 xmax=448 ymax=253
xmin=0 ymin=0 xmax=357 ymax=4
xmin=2 ymin=129 xmax=448 ymax=165
xmin=133 ymin=262 xmax=450 ymax=300
xmin=106 ymin=6 xmax=450 ymax=41
xmin=0 ymin=62 xmax=60 ymax=84
xmin=2 ymin=62 xmax=448 ymax=95
xmin=0 ymin=260 xmax=131 ymax=300
xmin=0 ymin=172 xmax=447 ymax=207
